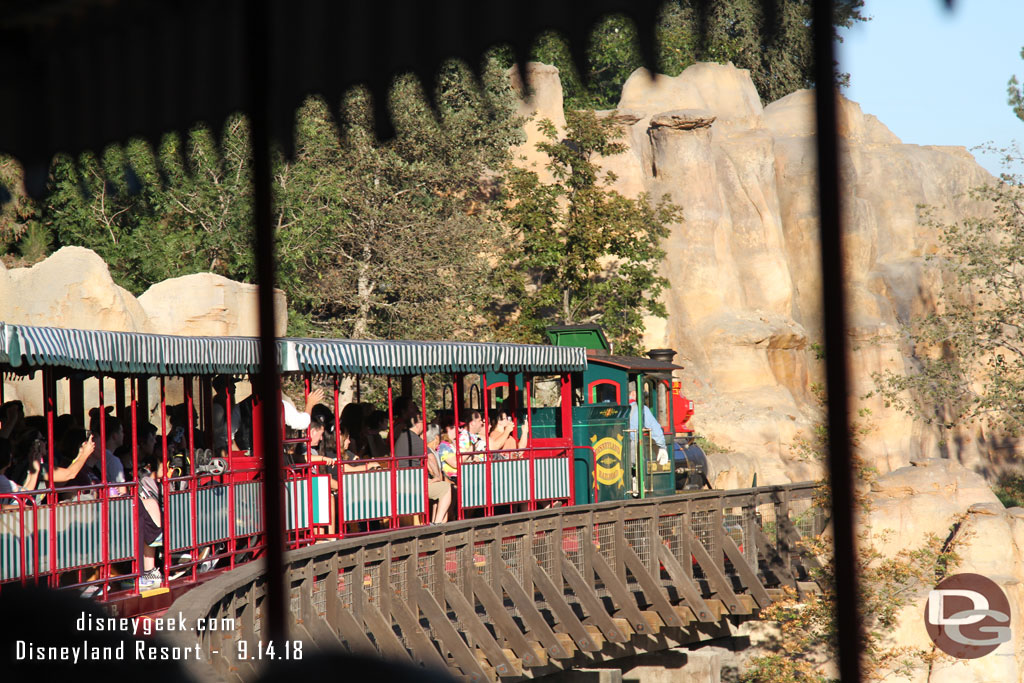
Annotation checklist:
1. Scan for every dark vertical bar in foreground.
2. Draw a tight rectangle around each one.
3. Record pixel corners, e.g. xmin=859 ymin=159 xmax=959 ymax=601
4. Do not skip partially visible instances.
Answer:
xmin=811 ymin=1 xmax=861 ymax=681
xmin=246 ymin=0 xmax=287 ymax=643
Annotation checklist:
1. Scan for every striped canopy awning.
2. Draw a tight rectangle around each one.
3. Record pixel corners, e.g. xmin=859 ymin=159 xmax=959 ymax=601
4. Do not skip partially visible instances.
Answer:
xmin=1 ymin=321 xmax=264 ymax=375
xmin=0 ymin=322 xmax=586 ymax=376
xmin=279 ymin=338 xmax=586 ymax=376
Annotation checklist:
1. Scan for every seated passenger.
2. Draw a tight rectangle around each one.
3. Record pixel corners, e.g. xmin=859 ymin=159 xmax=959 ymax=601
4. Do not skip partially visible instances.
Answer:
xmin=426 ymin=447 xmax=452 ymax=524
xmin=334 ymin=426 xmax=381 ymax=473
xmin=488 ymin=411 xmax=530 ymax=454
xmin=23 ymin=415 xmax=47 ymax=437
xmin=394 ymin=407 xmax=426 ymax=468
xmin=363 ymin=410 xmax=390 ymax=459
xmin=166 ymin=404 xmax=198 ymax=458
xmin=310 ymin=403 xmax=335 ymax=438
xmin=88 ymin=407 xmax=127 ymax=496
xmin=436 ymin=414 xmax=460 ymax=479
xmin=392 ymin=411 xmax=451 ymax=523
xmin=340 ymin=402 xmax=367 ymax=456
xmin=0 ymin=439 xmax=15 ymax=502
xmin=458 ymin=410 xmax=486 ymax=459
xmin=118 ymin=420 xmax=158 ymax=480
xmin=392 ymin=396 xmax=417 ymax=429
xmin=0 ymin=401 xmax=25 ymax=441
xmin=136 ymin=453 xmax=165 ymax=589
xmin=53 ymin=413 xmax=78 ymax=445
xmin=425 ymin=422 xmax=440 ymax=452
xmin=137 ymin=420 xmax=158 ymax=464
xmin=9 ymin=430 xmax=45 ymax=494
xmin=288 ymin=407 xmax=332 ymax=466
xmin=46 ymin=429 xmax=96 ymax=494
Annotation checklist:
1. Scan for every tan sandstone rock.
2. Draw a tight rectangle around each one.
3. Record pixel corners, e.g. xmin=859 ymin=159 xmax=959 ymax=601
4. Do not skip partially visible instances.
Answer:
xmin=138 ymin=273 xmax=286 ymax=338
xmin=511 ymin=61 xmax=999 ymax=479
xmin=856 ymin=461 xmax=1023 ymax=682
xmin=866 ymin=462 xmax=1023 ymax=681
xmin=866 ymin=459 xmax=999 ymax=556
xmin=508 ymin=62 xmax=566 ymax=184
xmin=505 ymin=60 xmax=1021 ymax=683
xmin=1 ymin=248 xmax=285 ymax=418
xmin=0 ymin=259 xmax=13 ymax=323
xmin=4 ymin=246 xmax=152 ymax=333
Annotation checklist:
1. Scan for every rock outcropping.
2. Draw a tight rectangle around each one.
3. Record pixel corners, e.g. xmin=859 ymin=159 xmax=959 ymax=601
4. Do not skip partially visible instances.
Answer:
xmin=1 ymin=247 xmax=286 ymax=415
xmin=867 ymin=461 xmax=1022 ymax=683
xmin=733 ymin=461 xmax=1023 ymax=681
xmin=139 ymin=272 xmax=286 ymax=338
xmin=512 ymin=61 xmax=994 ymax=482
xmin=0 ymin=247 xmax=152 ymax=333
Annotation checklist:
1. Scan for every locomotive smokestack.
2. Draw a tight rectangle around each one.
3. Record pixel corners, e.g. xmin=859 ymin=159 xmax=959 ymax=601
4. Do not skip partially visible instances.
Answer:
xmin=646 ymin=348 xmax=676 ymax=363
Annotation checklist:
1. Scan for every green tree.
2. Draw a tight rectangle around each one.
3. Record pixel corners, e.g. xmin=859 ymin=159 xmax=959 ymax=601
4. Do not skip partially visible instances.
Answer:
xmin=282 ymin=59 xmax=523 ymax=340
xmin=1006 ymin=45 xmax=1024 ymax=123
xmin=43 ymin=120 xmax=259 ymax=294
xmin=0 ymin=155 xmax=43 ymax=261
xmin=498 ymin=109 xmax=678 ymax=355
xmin=32 ymin=58 xmax=522 ymax=341
xmin=527 ymin=1 xmax=866 ymax=110
xmin=871 ymin=179 xmax=1024 ymax=435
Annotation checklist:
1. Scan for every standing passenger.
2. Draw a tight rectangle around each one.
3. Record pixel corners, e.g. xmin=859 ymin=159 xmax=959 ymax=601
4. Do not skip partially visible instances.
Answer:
xmin=210 ymin=375 xmax=241 ymax=454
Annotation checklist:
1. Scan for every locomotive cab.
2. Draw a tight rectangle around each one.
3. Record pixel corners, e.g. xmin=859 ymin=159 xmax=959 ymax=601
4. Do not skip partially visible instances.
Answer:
xmin=544 ymin=325 xmax=710 ymax=501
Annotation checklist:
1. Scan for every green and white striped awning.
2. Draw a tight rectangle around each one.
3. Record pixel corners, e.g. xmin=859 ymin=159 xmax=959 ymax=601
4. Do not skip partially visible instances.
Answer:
xmin=0 ymin=321 xmax=263 ymax=375
xmin=279 ymin=338 xmax=586 ymax=375
xmin=0 ymin=322 xmax=586 ymax=376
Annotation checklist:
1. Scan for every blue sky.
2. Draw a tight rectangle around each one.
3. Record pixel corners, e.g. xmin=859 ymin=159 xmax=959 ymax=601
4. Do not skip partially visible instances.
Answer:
xmin=837 ymin=0 xmax=1024 ymax=176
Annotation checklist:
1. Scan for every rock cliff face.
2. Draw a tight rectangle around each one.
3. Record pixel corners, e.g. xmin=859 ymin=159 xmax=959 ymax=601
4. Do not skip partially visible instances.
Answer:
xmin=0 ymin=247 xmax=286 ymax=415
xmin=512 ymin=62 xmax=994 ymax=483
xmin=733 ymin=461 xmax=1024 ymax=681
xmin=866 ymin=460 xmax=1023 ymax=683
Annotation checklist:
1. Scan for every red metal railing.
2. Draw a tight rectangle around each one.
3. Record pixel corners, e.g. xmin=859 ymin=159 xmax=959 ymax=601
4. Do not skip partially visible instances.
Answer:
xmin=0 ymin=440 xmax=574 ymax=600
xmin=0 ymin=370 xmax=577 ymax=603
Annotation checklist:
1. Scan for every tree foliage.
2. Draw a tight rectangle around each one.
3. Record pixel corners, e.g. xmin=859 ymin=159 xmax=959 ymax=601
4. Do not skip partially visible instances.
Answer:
xmin=26 ymin=59 xmax=522 ymax=341
xmin=869 ymin=47 xmax=1024 ymax=437
xmin=1007 ymin=45 xmax=1024 ymax=123
xmin=872 ymin=176 xmax=1024 ymax=435
xmin=525 ymin=1 xmax=867 ymax=110
xmin=44 ymin=120 xmax=259 ymax=293
xmin=498 ymin=109 xmax=678 ymax=355
xmin=280 ymin=60 xmax=523 ymax=340
xmin=0 ymin=155 xmax=40 ymax=260
xmin=2 ymin=3 xmax=874 ymax=347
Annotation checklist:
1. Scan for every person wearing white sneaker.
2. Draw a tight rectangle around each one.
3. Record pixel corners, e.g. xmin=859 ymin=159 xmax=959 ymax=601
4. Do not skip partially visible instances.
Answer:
xmin=139 ymin=567 xmax=163 ymax=589
xmin=137 ymin=454 xmax=165 ymax=589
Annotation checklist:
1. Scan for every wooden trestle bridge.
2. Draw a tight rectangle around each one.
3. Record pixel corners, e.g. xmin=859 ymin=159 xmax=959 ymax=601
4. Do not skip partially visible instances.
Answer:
xmin=170 ymin=482 xmax=823 ymax=682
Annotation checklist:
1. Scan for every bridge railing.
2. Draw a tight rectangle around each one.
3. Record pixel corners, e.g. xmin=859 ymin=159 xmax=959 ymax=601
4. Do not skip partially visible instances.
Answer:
xmin=170 ymin=482 xmax=823 ymax=682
